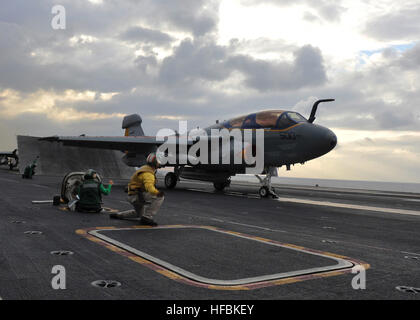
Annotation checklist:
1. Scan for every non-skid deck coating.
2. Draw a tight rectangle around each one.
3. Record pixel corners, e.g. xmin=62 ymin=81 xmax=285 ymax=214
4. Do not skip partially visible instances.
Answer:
xmin=1 ymin=169 xmax=420 ymax=299
xmin=90 ymin=226 xmax=353 ymax=286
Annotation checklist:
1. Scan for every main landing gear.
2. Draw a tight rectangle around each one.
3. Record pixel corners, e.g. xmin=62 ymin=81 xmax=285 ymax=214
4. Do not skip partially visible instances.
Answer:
xmin=164 ymin=167 xmax=181 ymax=189
xmin=255 ymin=167 xmax=279 ymax=199
xmin=213 ymin=178 xmax=231 ymax=191
xmin=164 ymin=172 xmax=178 ymax=189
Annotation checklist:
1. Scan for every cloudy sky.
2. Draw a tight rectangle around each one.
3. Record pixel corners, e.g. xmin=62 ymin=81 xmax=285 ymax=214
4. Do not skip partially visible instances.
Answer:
xmin=1 ymin=0 xmax=420 ymax=183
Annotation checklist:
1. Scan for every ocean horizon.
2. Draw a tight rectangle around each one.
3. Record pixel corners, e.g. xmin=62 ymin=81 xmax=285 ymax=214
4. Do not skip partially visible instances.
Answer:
xmin=233 ymin=175 xmax=420 ymax=194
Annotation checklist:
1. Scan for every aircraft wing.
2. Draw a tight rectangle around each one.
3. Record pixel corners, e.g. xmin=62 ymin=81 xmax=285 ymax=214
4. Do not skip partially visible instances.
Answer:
xmin=0 ymin=152 xmax=14 ymax=157
xmin=0 ymin=150 xmax=17 ymax=158
xmin=40 ymin=135 xmax=193 ymax=153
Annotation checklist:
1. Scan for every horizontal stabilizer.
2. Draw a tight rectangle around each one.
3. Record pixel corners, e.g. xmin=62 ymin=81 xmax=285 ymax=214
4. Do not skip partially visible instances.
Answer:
xmin=40 ymin=135 xmax=193 ymax=152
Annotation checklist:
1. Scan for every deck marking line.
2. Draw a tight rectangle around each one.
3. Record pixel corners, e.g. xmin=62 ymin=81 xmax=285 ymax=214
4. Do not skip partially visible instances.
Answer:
xmin=77 ymin=225 xmax=369 ymax=290
xmin=277 ymin=197 xmax=420 ymax=216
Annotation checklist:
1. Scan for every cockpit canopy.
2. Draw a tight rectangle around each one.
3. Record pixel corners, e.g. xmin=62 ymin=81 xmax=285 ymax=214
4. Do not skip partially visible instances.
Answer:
xmin=220 ymin=110 xmax=307 ymax=130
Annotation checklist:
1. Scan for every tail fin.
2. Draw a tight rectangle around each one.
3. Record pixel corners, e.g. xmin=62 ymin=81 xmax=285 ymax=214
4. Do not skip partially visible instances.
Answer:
xmin=121 ymin=114 xmax=149 ymax=167
xmin=122 ymin=114 xmax=145 ymax=136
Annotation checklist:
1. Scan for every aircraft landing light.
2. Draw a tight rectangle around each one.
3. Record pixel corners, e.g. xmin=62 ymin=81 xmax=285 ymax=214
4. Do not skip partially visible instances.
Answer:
xmin=76 ymin=225 xmax=368 ymax=290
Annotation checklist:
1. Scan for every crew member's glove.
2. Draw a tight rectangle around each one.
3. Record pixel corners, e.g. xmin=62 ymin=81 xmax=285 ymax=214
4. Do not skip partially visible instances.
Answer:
xmin=157 ymin=191 xmax=165 ymax=197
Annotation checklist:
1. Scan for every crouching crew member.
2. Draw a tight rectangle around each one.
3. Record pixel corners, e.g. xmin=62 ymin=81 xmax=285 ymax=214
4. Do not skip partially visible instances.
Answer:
xmin=110 ymin=153 xmax=164 ymax=226
xmin=22 ymin=156 xmax=39 ymax=179
xmin=76 ymin=169 xmax=113 ymax=213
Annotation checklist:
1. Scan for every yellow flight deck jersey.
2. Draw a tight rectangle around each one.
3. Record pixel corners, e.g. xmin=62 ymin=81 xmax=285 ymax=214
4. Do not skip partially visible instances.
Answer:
xmin=128 ymin=165 xmax=159 ymax=196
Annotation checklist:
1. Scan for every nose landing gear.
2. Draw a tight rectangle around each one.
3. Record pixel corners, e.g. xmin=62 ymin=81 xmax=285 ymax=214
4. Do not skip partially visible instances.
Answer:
xmin=255 ymin=167 xmax=279 ymax=199
xmin=213 ymin=178 xmax=231 ymax=191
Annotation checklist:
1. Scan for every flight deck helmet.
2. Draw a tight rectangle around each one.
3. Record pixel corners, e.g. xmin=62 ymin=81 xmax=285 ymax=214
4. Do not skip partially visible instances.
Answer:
xmin=84 ymin=169 xmax=97 ymax=180
xmin=146 ymin=153 xmax=161 ymax=168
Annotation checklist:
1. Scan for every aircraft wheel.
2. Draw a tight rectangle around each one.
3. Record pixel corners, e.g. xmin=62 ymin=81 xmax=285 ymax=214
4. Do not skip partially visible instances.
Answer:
xmin=213 ymin=181 xmax=227 ymax=191
xmin=259 ymin=186 xmax=269 ymax=198
xmin=164 ymin=172 xmax=177 ymax=189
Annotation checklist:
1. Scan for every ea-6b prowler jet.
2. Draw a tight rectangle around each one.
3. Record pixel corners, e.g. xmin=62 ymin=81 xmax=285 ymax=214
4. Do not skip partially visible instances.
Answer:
xmin=0 ymin=149 xmax=19 ymax=170
xmin=42 ymin=99 xmax=337 ymax=198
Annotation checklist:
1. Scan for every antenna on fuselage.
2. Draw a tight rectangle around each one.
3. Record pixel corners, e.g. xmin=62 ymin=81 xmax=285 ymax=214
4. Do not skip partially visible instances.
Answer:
xmin=308 ymin=99 xmax=335 ymax=123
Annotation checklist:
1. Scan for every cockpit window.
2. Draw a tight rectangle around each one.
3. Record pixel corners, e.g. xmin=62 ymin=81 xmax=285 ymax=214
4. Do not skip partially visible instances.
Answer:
xmin=221 ymin=110 xmax=305 ymax=130
xmin=275 ymin=114 xmax=296 ymax=129
xmin=286 ymin=112 xmax=307 ymax=123
xmin=223 ymin=115 xmax=246 ymax=128
xmin=256 ymin=111 xmax=284 ymax=128
xmin=275 ymin=112 xmax=307 ymax=129
xmin=240 ymin=111 xmax=284 ymax=129
xmin=242 ymin=113 xmax=259 ymax=128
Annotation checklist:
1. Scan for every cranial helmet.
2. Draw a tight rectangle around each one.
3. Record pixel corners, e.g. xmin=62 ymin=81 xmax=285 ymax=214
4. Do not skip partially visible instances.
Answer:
xmin=146 ymin=153 xmax=161 ymax=168
xmin=84 ymin=169 xmax=97 ymax=179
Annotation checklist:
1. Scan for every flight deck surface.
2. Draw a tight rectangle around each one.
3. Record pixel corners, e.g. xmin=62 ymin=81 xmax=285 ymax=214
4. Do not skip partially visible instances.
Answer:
xmin=0 ymin=168 xmax=419 ymax=299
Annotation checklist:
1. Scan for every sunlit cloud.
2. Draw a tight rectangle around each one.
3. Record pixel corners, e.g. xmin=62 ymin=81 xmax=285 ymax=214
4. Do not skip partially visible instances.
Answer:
xmin=0 ymin=89 xmax=123 ymax=121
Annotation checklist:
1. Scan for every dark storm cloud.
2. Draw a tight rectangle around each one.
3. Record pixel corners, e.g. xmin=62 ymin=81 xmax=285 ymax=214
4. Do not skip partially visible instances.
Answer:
xmin=396 ymin=43 xmax=420 ymax=69
xmin=119 ymin=0 xmax=220 ymax=37
xmin=0 ymin=0 xmax=326 ymax=95
xmin=145 ymin=0 xmax=219 ymax=37
xmin=158 ymin=39 xmax=327 ymax=91
xmin=158 ymin=39 xmax=231 ymax=85
xmin=119 ymin=26 xmax=174 ymax=46
xmin=376 ymin=110 xmax=417 ymax=129
xmin=0 ymin=0 xmax=220 ymax=37
xmin=364 ymin=4 xmax=420 ymax=41
xmin=0 ymin=21 xmax=146 ymax=92
xmin=0 ymin=0 xmax=221 ymax=94
xmin=228 ymin=45 xmax=327 ymax=91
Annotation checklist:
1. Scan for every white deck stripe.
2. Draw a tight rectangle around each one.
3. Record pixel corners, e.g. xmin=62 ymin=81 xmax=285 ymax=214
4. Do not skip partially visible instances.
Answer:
xmin=186 ymin=187 xmax=420 ymax=216
xmin=208 ymin=217 xmax=287 ymax=233
xmin=277 ymin=197 xmax=420 ymax=217
xmin=401 ymin=251 xmax=420 ymax=256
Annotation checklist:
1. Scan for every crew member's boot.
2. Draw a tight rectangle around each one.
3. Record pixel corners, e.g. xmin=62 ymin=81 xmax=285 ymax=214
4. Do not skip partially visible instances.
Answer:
xmin=110 ymin=209 xmax=138 ymax=219
xmin=140 ymin=216 xmax=158 ymax=226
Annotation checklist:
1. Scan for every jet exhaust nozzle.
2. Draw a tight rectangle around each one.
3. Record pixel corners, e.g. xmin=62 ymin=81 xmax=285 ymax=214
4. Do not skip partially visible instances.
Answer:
xmin=308 ymin=99 xmax=335 ymax=123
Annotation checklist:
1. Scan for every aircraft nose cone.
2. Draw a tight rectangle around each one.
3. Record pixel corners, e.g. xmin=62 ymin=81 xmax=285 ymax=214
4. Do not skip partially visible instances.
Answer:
xmin=328 ymin=131 xmax=337 ymax=150
xmin=295 ymin=123 xmax=337 ymax=160
xmin=315 ymin=126 xmax=337 ymax=155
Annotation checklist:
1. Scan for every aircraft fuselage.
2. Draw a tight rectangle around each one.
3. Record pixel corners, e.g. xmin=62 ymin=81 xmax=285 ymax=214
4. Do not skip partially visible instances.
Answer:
xmin=196 ymin=110 xmax=337 ymax=171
